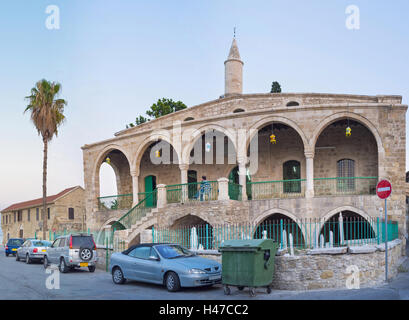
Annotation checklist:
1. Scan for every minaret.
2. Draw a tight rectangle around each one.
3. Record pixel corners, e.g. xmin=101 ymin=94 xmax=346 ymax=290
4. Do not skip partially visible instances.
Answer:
xmin=224 ymin=37 xmax=243 ymax=97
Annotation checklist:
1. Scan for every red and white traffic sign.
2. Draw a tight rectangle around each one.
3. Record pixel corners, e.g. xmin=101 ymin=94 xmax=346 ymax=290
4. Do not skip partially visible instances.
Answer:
xmin=376 ymin=180 xmax=392 ymax=199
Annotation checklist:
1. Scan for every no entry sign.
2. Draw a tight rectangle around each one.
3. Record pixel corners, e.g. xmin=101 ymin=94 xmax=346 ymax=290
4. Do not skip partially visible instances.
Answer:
xmin=376 ymin=180 xmax=392 ymax=199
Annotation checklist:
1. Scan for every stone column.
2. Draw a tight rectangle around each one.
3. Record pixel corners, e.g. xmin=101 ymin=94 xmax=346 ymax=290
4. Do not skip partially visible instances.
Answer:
xmin=238 ymin=162 xmax=248 ymax=201
xmin=131 ymin=171 xmax=139 ymax=206
xmin=305 ymin=151 xmax=315 ymax=198
xmin=179 ymin=164 xmax=189 ymax=203
xmin=157 ymin=184 xmax=167 ymax=209
xmin=218 ymin=178 xmax=230 ymax=201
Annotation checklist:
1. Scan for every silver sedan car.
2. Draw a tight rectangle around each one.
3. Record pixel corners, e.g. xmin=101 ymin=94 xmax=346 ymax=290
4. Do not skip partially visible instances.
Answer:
xmin=109 ymin=243 xmax=222 ymax=292
xmin=16 ymin=239 xmax=51 ymax=264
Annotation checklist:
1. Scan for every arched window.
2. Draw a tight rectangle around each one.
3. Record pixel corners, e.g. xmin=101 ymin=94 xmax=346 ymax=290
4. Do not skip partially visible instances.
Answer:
xmin=233 ymin=108 xmax=245 ymax=113
xmin=286 ymin=101 xmax=299 ymax=107
xmin=337 ymin=159 xmax=355 ymax=192
xmin=283 ymin=161 xmax=301 ymax=193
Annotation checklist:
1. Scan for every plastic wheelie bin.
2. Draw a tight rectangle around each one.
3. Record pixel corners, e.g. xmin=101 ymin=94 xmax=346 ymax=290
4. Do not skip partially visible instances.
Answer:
xmin=218 ymin=239 xmax=279 ymax=297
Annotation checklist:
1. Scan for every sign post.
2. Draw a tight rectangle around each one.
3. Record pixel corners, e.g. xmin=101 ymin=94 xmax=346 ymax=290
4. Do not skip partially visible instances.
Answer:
xmin=376 ymin=180 xmax=392 ymax=282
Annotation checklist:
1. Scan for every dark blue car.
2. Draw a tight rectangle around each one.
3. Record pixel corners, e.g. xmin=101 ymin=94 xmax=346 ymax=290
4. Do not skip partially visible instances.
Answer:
xmin=5 ymin=238 xmax=24 ymax=257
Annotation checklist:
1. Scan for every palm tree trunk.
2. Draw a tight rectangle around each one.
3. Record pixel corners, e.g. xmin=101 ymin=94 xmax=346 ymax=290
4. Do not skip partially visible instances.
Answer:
xmin=42 ymin=137 xmax=48 ymax=240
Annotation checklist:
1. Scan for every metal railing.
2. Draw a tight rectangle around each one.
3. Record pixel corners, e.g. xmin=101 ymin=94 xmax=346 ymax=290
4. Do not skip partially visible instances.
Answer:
xmin=97 ymin=193 xmax=133 ymax=211
xmin=246 ymin=179 xmax=306 ymax=200
xmin=166 ymin=181 xmax=219 ymax=203
xmin=314 ymin=177 xmax=378 ymax=196
xmin=113 ymin=190 xmax=157 ymax=230
xmin=152 ymin=217 xmax=399 ymax=250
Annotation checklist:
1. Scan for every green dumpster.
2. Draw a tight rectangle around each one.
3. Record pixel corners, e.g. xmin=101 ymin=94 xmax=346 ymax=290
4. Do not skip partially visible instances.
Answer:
xmin=219 ymin=239 xmax=279 ymax=297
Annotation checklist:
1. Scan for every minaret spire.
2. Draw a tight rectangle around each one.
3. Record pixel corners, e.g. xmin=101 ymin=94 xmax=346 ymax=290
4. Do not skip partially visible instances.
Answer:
xmin=224 ymin=35 xmax=243 ymax=97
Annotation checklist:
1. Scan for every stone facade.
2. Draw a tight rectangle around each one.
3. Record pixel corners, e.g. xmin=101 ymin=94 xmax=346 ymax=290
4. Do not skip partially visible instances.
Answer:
xmin=272 ymin=240 xmax=403 ymax=290
xmin=81 ymin=39 xmax=407 ymax=254
xmin=1 ymin=186 xmax=86 ymax=242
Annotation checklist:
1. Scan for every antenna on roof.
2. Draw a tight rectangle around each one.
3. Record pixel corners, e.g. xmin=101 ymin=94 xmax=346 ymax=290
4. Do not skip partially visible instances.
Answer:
xmin=234 ymin=27 xmax=236 ymax=38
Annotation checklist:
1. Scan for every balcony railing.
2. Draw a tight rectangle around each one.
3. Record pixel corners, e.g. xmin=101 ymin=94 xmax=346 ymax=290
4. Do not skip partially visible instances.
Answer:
xmin=166 ymin=181 xmax=218 ymax=203
xmin=247 ymin=179 xmax=306 ymax=200
xmin=314 ymin=177 xmax=378 ymax=196
xmin=97 ymin=193 xmax=133 ymax=211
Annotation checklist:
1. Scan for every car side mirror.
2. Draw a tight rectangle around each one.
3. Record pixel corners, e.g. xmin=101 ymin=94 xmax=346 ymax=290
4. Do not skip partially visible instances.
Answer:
xmin=149 ymin=256 xmax=160 ymax=261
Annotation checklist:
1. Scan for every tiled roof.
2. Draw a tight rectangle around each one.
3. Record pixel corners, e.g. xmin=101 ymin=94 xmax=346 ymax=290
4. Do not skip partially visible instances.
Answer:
xmin=1 ymin=187 xmax=78 ymax=212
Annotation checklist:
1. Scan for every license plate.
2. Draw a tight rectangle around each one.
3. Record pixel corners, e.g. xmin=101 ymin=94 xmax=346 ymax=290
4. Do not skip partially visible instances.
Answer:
xmin=12 ymin=249 xmax=17 ymax=251
xmin=42 ymin=250 xmax=46 ymax=252
xmin=80 ymin=262 xmax=88 ymax=267
xmin=209 ymin=275 xmax=221 ymax=281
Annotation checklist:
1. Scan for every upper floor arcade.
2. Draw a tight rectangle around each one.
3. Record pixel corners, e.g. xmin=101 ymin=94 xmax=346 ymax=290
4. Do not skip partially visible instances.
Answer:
xmin=82 ymin=94 xmax=407 ymax=220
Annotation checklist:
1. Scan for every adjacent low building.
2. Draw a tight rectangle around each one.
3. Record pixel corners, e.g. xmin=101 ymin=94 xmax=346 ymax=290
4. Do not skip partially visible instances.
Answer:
xmin=1 ymin=186 xmax=85 ymax=242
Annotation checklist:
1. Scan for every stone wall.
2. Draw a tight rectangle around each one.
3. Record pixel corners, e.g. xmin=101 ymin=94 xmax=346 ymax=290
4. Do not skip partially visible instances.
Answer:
xmin=191 ymin=241 xmax=403 ymax=291
xmin=272 ymin=240 xmax=403 ymax=290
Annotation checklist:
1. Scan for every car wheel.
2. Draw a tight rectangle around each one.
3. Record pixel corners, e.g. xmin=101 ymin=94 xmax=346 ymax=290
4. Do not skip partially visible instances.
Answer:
xmin=88 ymin=266 xmax=96 ymax=273
xmin=165 ymin=272 xmax=181 ymax=292
xmin=16 ymin=253 xmax=20 ymax=261
xmin=43 ymin=256 xmax=49 ymax=269
xmin=26 ymin=254 xmax=31 ymax=264
xmin=112 ymin=267 xmax=126 ymax=285
xmin=59 ymin=258 xmax=68 ymax=273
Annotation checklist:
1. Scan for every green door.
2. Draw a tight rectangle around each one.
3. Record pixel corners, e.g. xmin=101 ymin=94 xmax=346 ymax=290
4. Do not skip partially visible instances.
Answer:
xmin=229 ymin=167 xmax=252 ymax=200
xmin=188 ymin=170 xmax=197 ymax=199
xmin=283 ymin=161 xmax=301 ymax=193
xmin=144 ymin=175 xmax=157 ymax=207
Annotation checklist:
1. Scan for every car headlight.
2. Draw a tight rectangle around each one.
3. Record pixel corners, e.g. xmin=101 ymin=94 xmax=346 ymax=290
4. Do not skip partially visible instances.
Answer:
xmin=189 ymin=268 xmax=206 ymax=274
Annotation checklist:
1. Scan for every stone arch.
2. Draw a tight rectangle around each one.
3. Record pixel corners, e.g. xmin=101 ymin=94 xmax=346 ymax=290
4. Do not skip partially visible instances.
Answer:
xmin=165 ymin=214 xmax=214 ymax=249
xmin=253 ymin=208 xmax=300 ymax=226
xmin=253 ymin=209 xmax=306 ymax=248
xmin=319 ymin=207 xmax=377 ymax=245
xmin=181 ymin=124 xmax=238 ymax=165
xmin=92 ymin=144 xmax=133 ymax=207
xmin=132 ymin=132 xmax=181 ymax=175
xmin=320 ymin=206 xmax=372 ymax=224
xmin=311 ymin=112 xmax=384 ymax=153
xmin=246 ymin=115 xmax=309 ymax=152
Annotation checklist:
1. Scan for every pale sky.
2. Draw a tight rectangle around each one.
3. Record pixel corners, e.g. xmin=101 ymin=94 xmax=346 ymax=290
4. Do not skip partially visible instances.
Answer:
xmin=0 ymin=0 xmax=408 ymax=212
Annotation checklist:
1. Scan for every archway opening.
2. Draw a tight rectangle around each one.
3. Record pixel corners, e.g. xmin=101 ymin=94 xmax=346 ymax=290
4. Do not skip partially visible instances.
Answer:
xmin=246 ymin=123 xmax=305 ymax=200
xmin=97 ymin=149 xmax=132 ymax=211
xmin=319 ymin=211 xmax=376 ymax=246
xmin=254 ymin=213 xmax=305 ymax=248
xmin=187 ymin=129 xmax=237 ymax=183
xmin=139 ymin=140 xmax=179 ymax=204
xmin=314 ymin=119 xmax=378 ymax=196
xmin=164 ymin=215 xmax=214 ymax=250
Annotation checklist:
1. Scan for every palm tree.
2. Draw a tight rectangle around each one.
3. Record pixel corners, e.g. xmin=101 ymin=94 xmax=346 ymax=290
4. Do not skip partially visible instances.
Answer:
xmin=24 ymin=79 xmax=67 ymax=240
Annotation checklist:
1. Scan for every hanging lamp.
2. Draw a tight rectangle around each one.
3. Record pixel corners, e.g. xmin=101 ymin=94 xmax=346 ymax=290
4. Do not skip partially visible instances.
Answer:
xmin=270 ymin=123 xmax=277 ymax=144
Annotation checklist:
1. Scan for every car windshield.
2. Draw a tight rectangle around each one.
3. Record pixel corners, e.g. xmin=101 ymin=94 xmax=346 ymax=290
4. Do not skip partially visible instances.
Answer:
xmin=71 ymin=236 xmax=94 ymax=249
xmin=8 ymin=239 xmax=23 ymax=246
xmin=33 ymin=241 xmax=51 ymax=247
xmin=155 ymin=245 xmax=194 ymax=259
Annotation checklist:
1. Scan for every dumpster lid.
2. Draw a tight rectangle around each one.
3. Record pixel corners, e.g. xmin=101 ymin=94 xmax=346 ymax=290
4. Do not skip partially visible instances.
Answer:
xmin=219 ymin=239 xmax=276 ymax=250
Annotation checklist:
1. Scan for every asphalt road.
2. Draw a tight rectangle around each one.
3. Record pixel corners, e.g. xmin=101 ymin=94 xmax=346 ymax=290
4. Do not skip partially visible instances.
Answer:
xmin=1 ymin=246 xmax=409 ymax=300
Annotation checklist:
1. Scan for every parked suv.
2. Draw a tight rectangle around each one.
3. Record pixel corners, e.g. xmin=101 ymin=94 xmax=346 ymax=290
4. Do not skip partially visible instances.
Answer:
xmin=43 ymin=234 xmax=97 ymax=273
xmin=5 ymin=238 xmax=24 ymax=257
